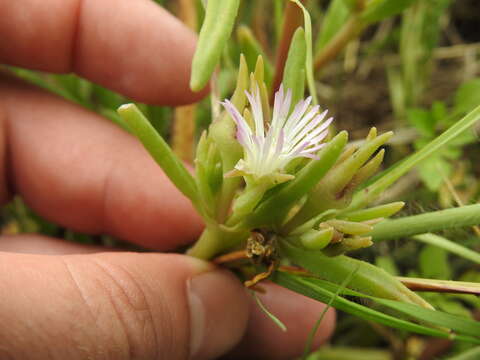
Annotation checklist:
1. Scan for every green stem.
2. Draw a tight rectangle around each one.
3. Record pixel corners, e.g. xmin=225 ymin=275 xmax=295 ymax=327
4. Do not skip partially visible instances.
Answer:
xmin=187 ymin=227 xmax=222 ymax=260
xmin=369 ymin=204 xmax=480 ymax=242
xmin=187 ymin=225 xmax=249 ymax=260
xmin=216 ymin=177 xmax=241 ymax=223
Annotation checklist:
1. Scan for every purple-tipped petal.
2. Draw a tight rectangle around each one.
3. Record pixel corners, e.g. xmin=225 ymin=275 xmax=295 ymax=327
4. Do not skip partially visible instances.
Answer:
xmin=307 ymin=129 xmax=330 ymax=146
xmin=303 ymin=142 xmax=326 ymax=154
xmin=221 ymin=99 xmax=256 ymax=152
xmin=221 ymin=100 xmax=244 ymax=126
xmin=302 ymin=153 xmax=320 ymax=160
xmin=297 ymin=115 xmax=332 ymax=145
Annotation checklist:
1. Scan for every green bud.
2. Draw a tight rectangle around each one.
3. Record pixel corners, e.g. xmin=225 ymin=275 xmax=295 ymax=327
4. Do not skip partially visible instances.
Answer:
xmin=332 ymin=130 xmax=392 ymax=193
xmin=300 ymin=228 xmax=334 ymax=250
xmin=195 ymin=132 xmax=217 ymax=217
xmin=231 ymin=55 xmax=249 ymax=111
xmin=230 ymin=182 xmax=269 ymax=222
xmin=195 ymin=132 xmax=223 ymax=197
xmin=323 ymin=236 xmax=373 ymax=256
xmin=250 ymin=57 xmax=271 ymax=121
xmin=326 ymin=219 xmax=373 ymax=235
xmin=349 ymin=148 xmax=384 ymax=188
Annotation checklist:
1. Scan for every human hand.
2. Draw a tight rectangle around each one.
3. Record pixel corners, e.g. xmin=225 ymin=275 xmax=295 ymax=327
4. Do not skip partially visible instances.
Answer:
xmin=0 ymin=1 xmax=335 ymax=359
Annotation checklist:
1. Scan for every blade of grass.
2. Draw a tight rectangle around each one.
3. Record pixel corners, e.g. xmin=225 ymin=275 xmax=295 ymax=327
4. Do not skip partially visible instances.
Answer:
xmin=302 ymin=265 xmax=358 ymax=360
xmin=274 ymin=271 xmax=480 ymax=344
xmin=300 ymin=276 xmax=480 ymax=337
xmin=413 ymin=233 xmax=480 ymax=265
xmin=252 ymin=291 xmax=287 ymax=332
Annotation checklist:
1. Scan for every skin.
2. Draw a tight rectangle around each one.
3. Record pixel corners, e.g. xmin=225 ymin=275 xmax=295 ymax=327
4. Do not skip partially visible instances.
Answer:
xmin=0 ymin=1 xmax=335 ymax=359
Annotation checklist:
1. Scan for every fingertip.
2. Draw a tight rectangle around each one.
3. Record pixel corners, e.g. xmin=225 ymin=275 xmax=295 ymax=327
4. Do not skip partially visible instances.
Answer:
xmin=74 ymin=0 xmax=208 ymax=105
xmin=188 ymin=268 xmax=249 ymax=359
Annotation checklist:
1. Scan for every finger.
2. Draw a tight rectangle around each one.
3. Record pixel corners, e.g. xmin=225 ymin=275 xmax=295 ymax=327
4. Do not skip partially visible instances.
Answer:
xmin=0 ymin=251 xmax=249 ymax=360
xmin=0 ymin=235 xmax=336 ymax=360
xmin=0 ymin=73 xmax=204 ymax=250
xmin=0 ymin=0 xmax=206 ymax=105
xmin=228 ymin=282 xmax=336 ymax=360
xmin=0 ymin=234 xmax=106 ymax=254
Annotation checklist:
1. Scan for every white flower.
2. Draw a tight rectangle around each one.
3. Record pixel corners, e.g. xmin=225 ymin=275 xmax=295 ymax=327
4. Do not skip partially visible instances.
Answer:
xmin=221 ymin=85 xmax=333 ymax=182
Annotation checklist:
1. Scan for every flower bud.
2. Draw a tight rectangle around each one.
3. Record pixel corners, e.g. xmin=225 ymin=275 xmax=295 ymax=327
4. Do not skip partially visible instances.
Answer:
xmin=300 ymin=227 xmax=334 ymax=250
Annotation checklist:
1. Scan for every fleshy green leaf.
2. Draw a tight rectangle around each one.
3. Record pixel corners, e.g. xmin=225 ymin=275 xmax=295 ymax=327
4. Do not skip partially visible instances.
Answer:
xmin=279 ymin=240 xmax=432 ymax=308
xmin=282 ymin=27 xmax=307 ymax=108
xmin=369 ymin=204 xmax=480 ymax=242
xmin=290 ymin=0 xmax=317 ymax=105
xmin=117 ymin=104 xmax=200 ymax=210
xmin=190 ymin=0 xmax=240 ymax=91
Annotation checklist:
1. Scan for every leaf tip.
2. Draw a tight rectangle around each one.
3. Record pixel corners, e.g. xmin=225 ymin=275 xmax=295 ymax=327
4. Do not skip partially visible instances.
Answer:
xmin=117 ymin=103 xmax=135 ymax=114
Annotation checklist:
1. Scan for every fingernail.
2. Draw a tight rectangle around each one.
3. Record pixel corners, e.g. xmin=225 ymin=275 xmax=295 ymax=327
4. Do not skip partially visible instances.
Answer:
xmin=187 ymin=270 xmax=248 ymax=359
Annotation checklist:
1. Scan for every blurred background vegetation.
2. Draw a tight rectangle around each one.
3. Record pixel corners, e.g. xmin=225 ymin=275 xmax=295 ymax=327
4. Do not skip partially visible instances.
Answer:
xmin=4 ymin=0 xmax=480 ymax=359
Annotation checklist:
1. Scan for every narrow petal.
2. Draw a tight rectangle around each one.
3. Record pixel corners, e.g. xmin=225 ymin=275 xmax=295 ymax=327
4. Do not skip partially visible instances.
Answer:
xmin=301 ymin=118 xmax=332 ymax=145
xmin=271 ymin=85 xmax=284 ymax=128
xmin=245 ymin=88 xmax=264 ymax=137
xmin=222 ymin=99 xmax=255 ymax=155
xmin=283 ymin=96 xmax=312 ymax=135
xmin=288 ymin=106 xmax=323 ymax=145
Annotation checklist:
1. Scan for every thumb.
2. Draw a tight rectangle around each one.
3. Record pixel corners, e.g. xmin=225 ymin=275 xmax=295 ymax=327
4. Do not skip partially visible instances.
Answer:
xmin=0 ymin=252 xmax=249 ymax=360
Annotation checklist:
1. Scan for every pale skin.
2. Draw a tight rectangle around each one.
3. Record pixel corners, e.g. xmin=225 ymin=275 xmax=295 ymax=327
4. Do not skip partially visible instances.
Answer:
xmin=0 ymin=1 xmax=335 ymax=359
